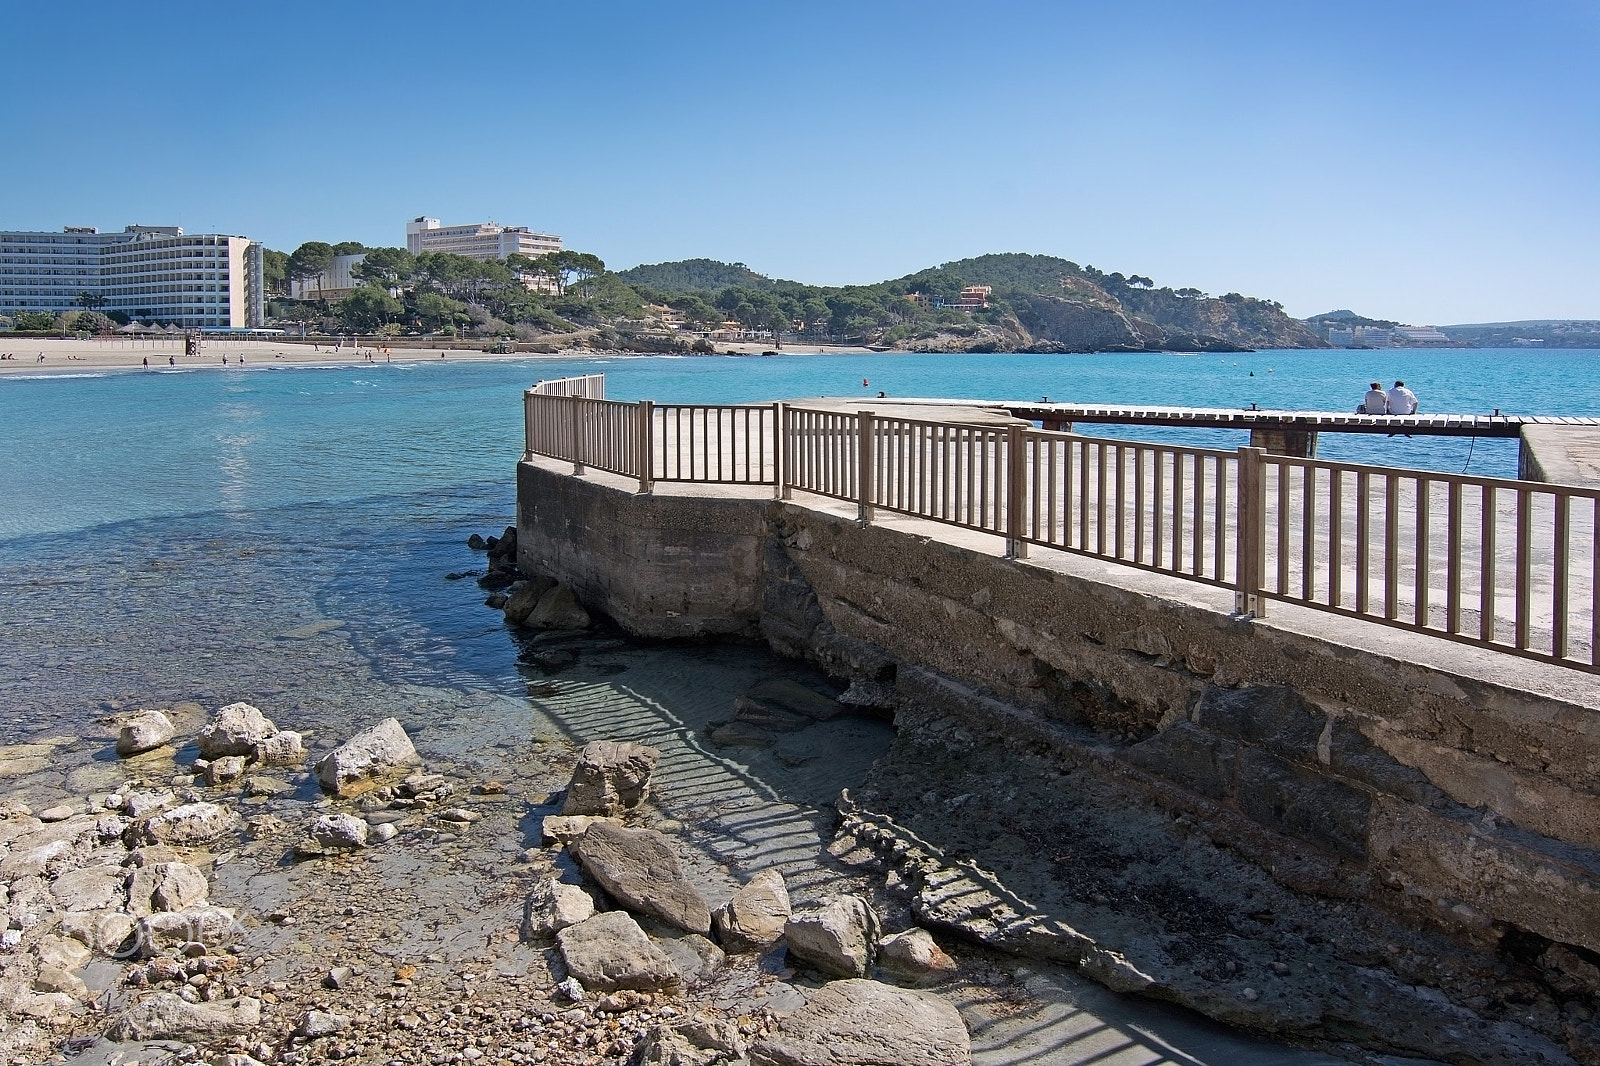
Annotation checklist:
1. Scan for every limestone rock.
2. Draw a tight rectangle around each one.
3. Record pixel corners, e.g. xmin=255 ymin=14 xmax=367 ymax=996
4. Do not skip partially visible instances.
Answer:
xmin=502 ymin=577 xmax=557 ymax=625
xmin=574 ymin=822 xmax=711 ymax=935
xmin=50 ymin=864 xmax=128 ymax=912
xmin=523 ymin=879 xmax=598 ymax=939
xmin=123 ymin=788 xmax=176 ymax=819
xmin=876 ymin=928 xmax=958 ymax=986
xmin=784 ymin=896 xmax=880 ymax=978
xmin=630 ymin=1026 xmax=722 ymax=1066
xmin=749 ymin=979 xmax=971 ymax=1066
xmin=656 ymin=933 xmax=725 ymax=988
xmin=713 ymin=868 xmax=791 ymax=953
xmin=529 ymin=584 xmax=592 ymax=629
xmin=562 ymin=740 xmax=660 ymax=816
xmin=296 ymin=1009 xmax=350 ymax=1039
xmin=253 ymin=730 xmax=305 ymax=765
xmin=128 ymin=861 xmax=210 ymax=916
xmin=314 ymin=718 xmax=420 ymax=796
xmin=311 ymin=813 xmax=369 ymax=850
xmin=206 ymin=755 xmax=247 ymax=785
xmin=116 ymin=710 xmax=176 ymax=756
xmin=61 ymin=910 xmax=136 ymax=956
xmin=106 ymin=992 xmax=261 ymax=1040
xmin=743 ymin=677 xmax=847 ymax=721
xmin=33 ymin=966 xmax=88 ymax=998
xmin=134 ymin=906 xmax=238 ymax=956
xmin=36 ymin=934 xmax=91 ymax=971
xmin=557 ymin=910 xmax=679 ymax=993
xmin=541 ymin=813 xmax=619 ymax=846
xmin=140 ymin=802 xmax=240 ymax=846
xmin=197 ymin=702 xmax=278 ymax=758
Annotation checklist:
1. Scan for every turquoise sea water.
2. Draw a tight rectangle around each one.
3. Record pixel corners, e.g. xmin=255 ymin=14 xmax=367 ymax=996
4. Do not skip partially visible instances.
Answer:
xmin=0 ymin=347 xmax=1596 ymax=744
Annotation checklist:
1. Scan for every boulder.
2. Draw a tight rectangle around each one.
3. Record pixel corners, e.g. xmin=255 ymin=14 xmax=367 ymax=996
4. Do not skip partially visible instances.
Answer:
xmin=296 ymin=1009 xmax=350 ymax=1039
xmin=713 ymin=868 xmax=791 ymax=953
xmin=61 ymin=911 xmax=137 ymax=956
xmin=253 ymin=730 xmax=305 ymax=765
xmin=197 ymin=702 xmax=278 ymax=758
xmin=557 ymin=910 xmax=679 ymax=993
xmin=562 ymin=740 xmax=660 ymax=816
xmin=502 ymin=577 xmax=557 ymax=625
xmin=116 ymin=710 xmax=175 ymax=756
xmin=749 ymin=979 xmax=971 ymax=1066
xmin=574 ymin=822 xmax=711 ymax=935
xmin=33 ymin=966 xmax=88 ymax=998
xmin=128 ymin=861 xmax=209 ymax=916
xmin=36 ymin=934 xmax=91 ymax=971
xmin=523 ymin=879 xmax=598 ymax=939
xmin=876 ymin=928 xmax=958 ymax=986
xmin=122 ymin=789 xmax=176 ymax=819
xmin=311 ymin=813 xmax=369 ymax=850
xmin=206 ymin=755 xmax=247 ymax=785
xmin=314 ymin=718 xmax=420 ymax=796
xmin=742 ymin=677 xmax=847 ymax=721
xmin=656 ymin=933 xmax=725 ymax=988
xmin=529 ymin=585 xmax=592 ymax=630
xmin=541 ymin=813 xmax=619 ymax=846
xmin=106 ymin=992 xmax=261 ymax=1041
xmin=785 ymin=896 xmax=880 ymax=978
xmin=49 ymin=864 xmax=128 ymax=912
xmin=134 ymin=906 xmax=238 ymax=956
xmin=140 ymin=802 xmax=240 ymax=846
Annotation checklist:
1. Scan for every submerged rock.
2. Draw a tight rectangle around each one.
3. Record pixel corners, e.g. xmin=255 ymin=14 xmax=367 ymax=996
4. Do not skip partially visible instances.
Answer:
xmin=139 ymin=802 xmax=240 ymax=846
xmin=529 ymin=585 xmax=592 ymax=630
xmin=107 ymin=992 xmax=262 ymax=1040
xmin=574 ymin=822 xmax=711 ymax=935
xmin=563 ymin=740 xmax=659 ymax=816
xmin=314 ymin=718 xmax=420 ymax=796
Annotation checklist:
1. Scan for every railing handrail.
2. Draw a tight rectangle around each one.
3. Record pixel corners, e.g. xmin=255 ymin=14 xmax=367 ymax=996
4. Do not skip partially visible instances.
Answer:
xmin=521 ymin=378 xmax=1600 ymax=673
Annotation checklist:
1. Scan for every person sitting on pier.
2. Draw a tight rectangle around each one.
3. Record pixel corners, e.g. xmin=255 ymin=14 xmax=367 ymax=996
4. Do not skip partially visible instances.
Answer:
xmin=1387 ymin=380 xmax=1418 ymax=415
xmin=1360 ymin=382 xmax=1388 ymax=414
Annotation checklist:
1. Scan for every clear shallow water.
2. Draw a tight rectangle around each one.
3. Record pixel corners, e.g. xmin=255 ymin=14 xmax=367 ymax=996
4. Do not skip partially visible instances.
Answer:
xmin=0 ymin=346 xmax=1596 ymax=745
xmin=4 ymin=347 xmax=1596 ymax=542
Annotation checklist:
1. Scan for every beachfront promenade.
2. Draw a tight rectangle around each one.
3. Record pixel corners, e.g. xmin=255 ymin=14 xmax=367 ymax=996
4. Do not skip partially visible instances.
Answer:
xmin=526 ymin=374 xmax=1600 ymax=675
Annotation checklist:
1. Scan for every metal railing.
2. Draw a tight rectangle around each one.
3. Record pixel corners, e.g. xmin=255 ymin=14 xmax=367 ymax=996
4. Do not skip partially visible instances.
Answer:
xmin=520 ymin=378 xmax=1600 ymax=673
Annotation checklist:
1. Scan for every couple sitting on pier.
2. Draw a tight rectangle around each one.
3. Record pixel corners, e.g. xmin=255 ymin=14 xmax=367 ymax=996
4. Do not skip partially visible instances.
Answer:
xmin=1359 ymin=380 xmax=1418 ymax=416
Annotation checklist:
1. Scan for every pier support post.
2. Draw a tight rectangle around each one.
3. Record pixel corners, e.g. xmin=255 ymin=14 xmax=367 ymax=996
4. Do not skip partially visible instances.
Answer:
xmin=1249 ymin=427 xmax=1318 ymax=458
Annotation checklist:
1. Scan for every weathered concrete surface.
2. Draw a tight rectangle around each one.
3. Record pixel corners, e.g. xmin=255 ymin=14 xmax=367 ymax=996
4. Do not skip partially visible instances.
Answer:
xmin=1519 ymin=424 xmax=1600 ymax=486
xmin=516 ymin=458 xmax=1600 ymax=968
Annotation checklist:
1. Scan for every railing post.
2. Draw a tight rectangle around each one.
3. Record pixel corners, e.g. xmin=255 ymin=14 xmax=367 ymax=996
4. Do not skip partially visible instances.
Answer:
xmin=1235 ymin=446 xmax=1266 ymax=616
xmin=637 ymin=399 xmax=654 ymax=494
xmin=523 ymin=389 xmax=535 ymax=460
xmin=1006 ymin=424 xmax=1028 ymax=559
xmin=570 ymin=395 xmax=585 ymax=475
xmin=773 ymin=402 xmax=785 ymax=499
xmin=857 ymin=410 xmax=874 ymax=524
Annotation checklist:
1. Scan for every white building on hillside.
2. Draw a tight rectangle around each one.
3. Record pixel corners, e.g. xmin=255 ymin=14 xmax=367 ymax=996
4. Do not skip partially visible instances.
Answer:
xmin=405 ymin=217 xmax=562 ymax=261
xmin=290 ymin=253 xmax=366 ymax=302
xmin=0 ymin=224 xmax=263 ymax=328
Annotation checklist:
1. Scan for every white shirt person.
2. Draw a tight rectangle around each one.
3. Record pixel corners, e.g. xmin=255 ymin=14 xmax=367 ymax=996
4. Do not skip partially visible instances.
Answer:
xmin=1386 ymin=380 xmax=1418 ymax=415
xmin=1361 ymin=383 xmax=1389 ymax=414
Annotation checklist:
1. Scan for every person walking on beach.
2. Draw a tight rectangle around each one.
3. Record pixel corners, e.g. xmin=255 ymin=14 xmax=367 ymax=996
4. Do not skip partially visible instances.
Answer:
xmin=1387 ymin=380 xmax=1418 ymax=415
xmin=1360 ymin=382 xmax=1388 ymax=414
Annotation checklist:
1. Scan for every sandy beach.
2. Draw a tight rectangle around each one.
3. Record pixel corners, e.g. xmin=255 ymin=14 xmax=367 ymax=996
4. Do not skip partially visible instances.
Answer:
xmin=0 ymin=337 xmax=878 ymax=376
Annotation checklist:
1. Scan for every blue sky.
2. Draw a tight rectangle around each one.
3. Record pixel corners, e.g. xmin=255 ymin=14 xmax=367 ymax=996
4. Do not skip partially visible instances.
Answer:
xmin=2 ymin=1 xmax=1595 ymax=324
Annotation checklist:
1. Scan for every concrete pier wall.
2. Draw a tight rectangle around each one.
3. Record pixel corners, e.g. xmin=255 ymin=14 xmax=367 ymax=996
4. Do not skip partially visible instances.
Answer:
xmin=517 ymin=458 xmax=1600 ymax=959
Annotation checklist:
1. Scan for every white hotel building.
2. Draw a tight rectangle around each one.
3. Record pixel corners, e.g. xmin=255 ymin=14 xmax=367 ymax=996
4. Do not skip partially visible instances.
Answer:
xmin=405 ymin=216 xmax=562 ymax=261
xmin=0 ymin=225 xmax=264 ymax=328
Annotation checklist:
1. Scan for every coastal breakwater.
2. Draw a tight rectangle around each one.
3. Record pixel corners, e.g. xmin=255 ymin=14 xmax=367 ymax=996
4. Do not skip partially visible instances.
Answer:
xmin=518 ymin=455 xmax=1600 ymax=1063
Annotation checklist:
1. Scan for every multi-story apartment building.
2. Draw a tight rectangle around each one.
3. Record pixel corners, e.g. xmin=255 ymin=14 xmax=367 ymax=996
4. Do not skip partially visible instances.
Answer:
xmin=405 ymin=216 xmax=562 ymax=261
xmin=289 ymin=252 xmax=366 ymax=302
xmin=0 ymin=225 xmax=263 ymax=328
